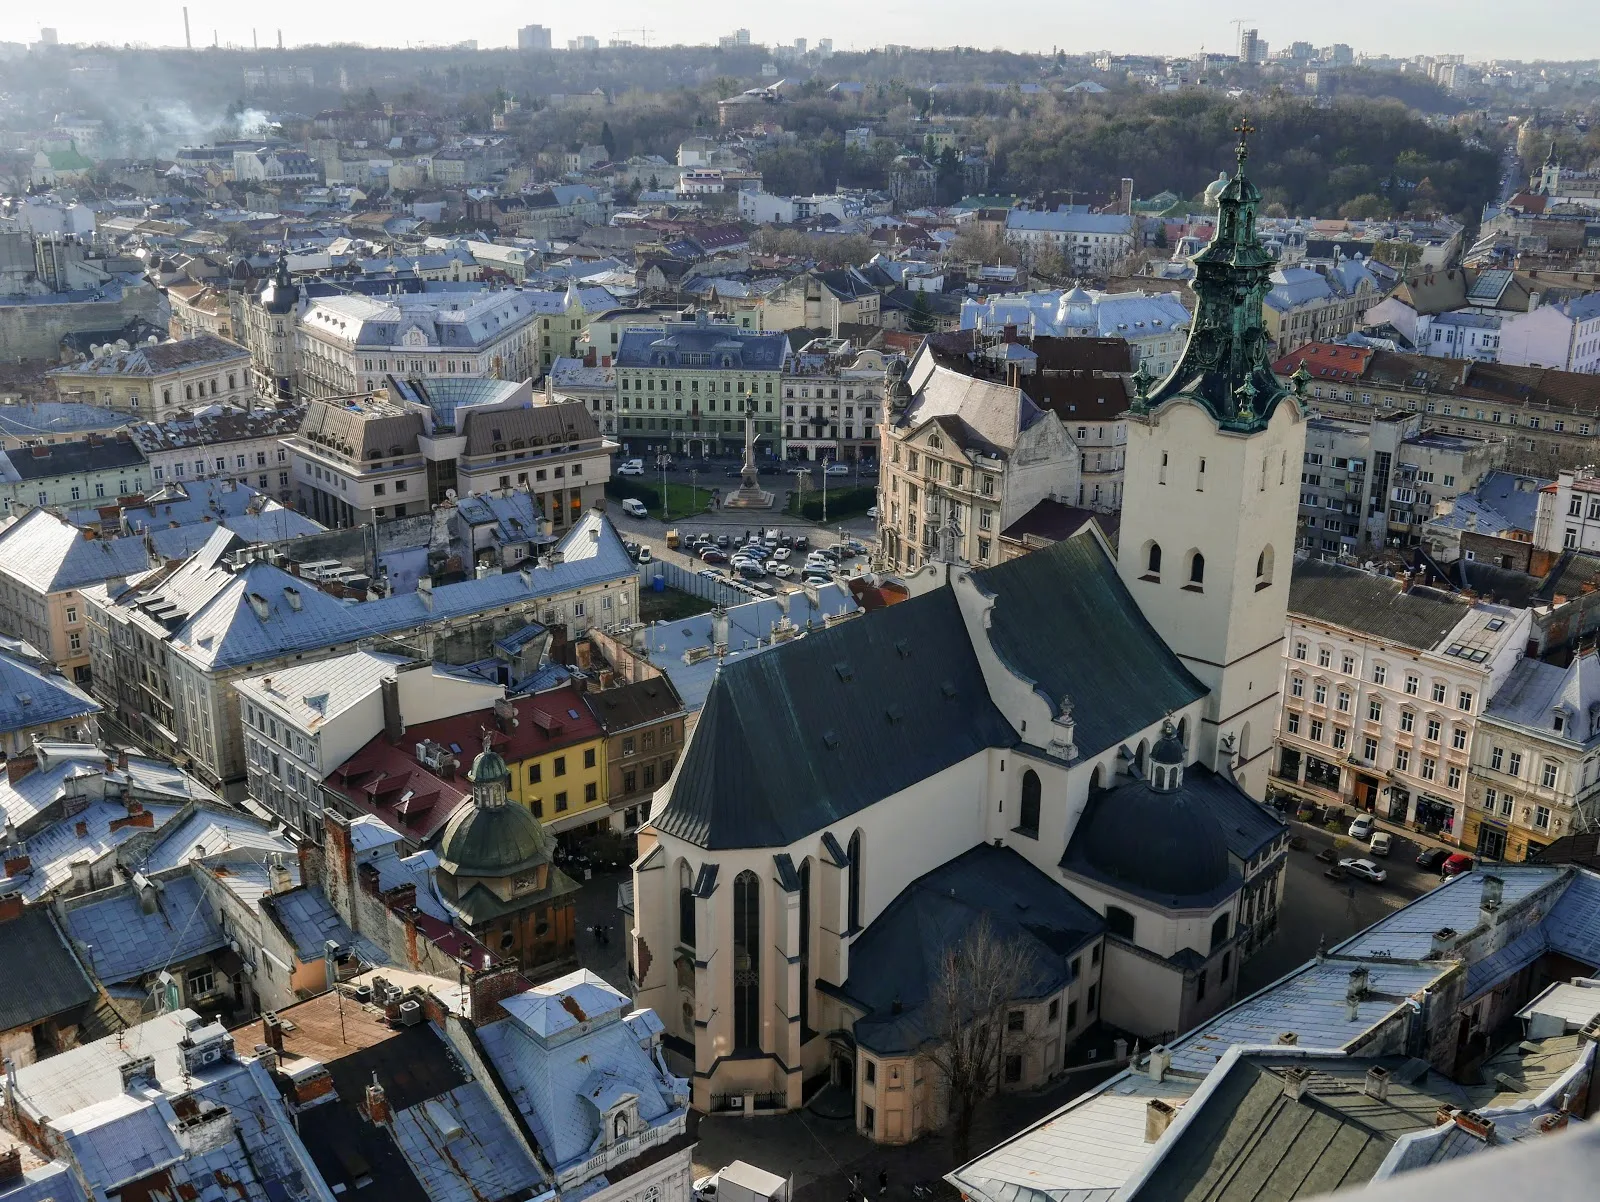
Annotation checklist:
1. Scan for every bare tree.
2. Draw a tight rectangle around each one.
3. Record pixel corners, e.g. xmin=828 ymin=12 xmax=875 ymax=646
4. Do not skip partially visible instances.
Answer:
xmin=922 ymin=916 xmax=1040 ymax=1159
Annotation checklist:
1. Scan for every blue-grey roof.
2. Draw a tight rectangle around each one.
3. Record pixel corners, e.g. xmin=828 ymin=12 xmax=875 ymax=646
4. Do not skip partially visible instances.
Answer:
xmin=127 ymin=510 xmax=632 ymax=672
xmin=0 ymin=403 xmax=121 ymax=439
xmin=0 ymin=1162 xmax=88 ymax=1202
xmin=262 ymin=886 xmax=385 ymax=963
xmin=0 ymin=641 xmax=99 ymax=736
xmin=972 ymin=532 xmax=1208 ymax=757
xmin=844 ymin=844 xmax=1104 ymax=1056
xmin=1333 ymin=867 xmax=1570 ymax=960
xmin=390 ymin=1082 xmax=546 ymax=1202
xmin=130 ymin=806 xmax=293 ymax=875
xmin=615 ymin=319 xmax=787 ymax=371
xmin=653 ymin=588 xmax=1017 ymax=851
xmin=1473 ymin=471 xmax=1547 ymax=532
xmin=64 ymin=875 xmax=227 ymax=985
xmin=477 ymin=971 xmax=684 ymax=1173
xmin=960 ymin=288 xmax=1190 ymax=339
xmin=1264 ymin=266 xmax=1337 ymax=312
xmin=1005 ymin=210 xmax=1133 ymax=235
xmin=0 ymin=509 xmax=152 ymax=593
xmin=0 ymin=907 xmax=98 ymax=1032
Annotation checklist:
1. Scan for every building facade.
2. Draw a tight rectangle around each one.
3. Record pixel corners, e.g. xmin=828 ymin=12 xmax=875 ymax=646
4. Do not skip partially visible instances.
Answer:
xmin=47 ymin=335 xmax=252 ymax=418
xmin=781 ymin=338 xmax=889 ymax=463
xmin=1275 ymin=560 xmax=1530 ymax=841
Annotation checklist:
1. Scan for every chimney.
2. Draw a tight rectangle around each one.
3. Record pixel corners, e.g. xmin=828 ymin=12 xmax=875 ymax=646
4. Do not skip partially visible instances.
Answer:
xmin=116 ymin=748 xmax=128 ymax=771
xmin=6 ymin=753 xmax=37 ymax=785
xmin=365 ymin=1079 xmax=392 ymax=1125
xmin=1537 ymin=1112 xmax=1570 ymax=1136
xmin=0 ymin=1147 xmax=20 ymax=1185
xmin=252 ymin=1043 xmax=278 ymax=1075
xmin=1145 ymin=1098 xmax=1177 ymax=1143
xmin=1277 ymin=1031 xmax=1299 ymax=1046
xmin=1281 ymin=1067 xmax=1312 ymax=1101
xmin=283 ymin=586 xmax=302 ymax=612
xmin=266 ymin=852 xmax=293 ymax=896
xmin=1453 ymin=1111 xmax=1495 ymax=1142
xmin=417 ymin=577 xmax=433 ymax=611
xmin=1481 ymin=874 xmax=1504 ymax=917
xmin=247 ymin=592 xmax=270 ymax=620
xmin=2 ymin=851 xmax=29 ymax=878
xmin=1435 ymin=1105 xmax=1457 ymax=1127
xmin=1347 ymin=965 xmax=1370 ymax=1019
xmin=584 ymin=347 xmax=597 ymax=367
xmin=118 ymin=1054 xmax=156 ymax=1090
xmin=0 ymin=892 xmax=23 ymax=923
xmin=1430 ymin=927 xmax=1458 ymax=956
xmin=262 ymin=1011 xmax=285 ymax=1053
xmin=1147 ymin=1045 xmax=1172 ymax=1082
xmin=136 ymin=874 xmax=159 ymax=915
xmin=1364 ymin=1066 xmax=1391 ymax=1101
xmin=74 ymin=820 xmax=89 ymax=838
xmin=380 ymin=677 xmax=403 ymax=744
xmin=493 ymin=697 xmax=518 ymax=733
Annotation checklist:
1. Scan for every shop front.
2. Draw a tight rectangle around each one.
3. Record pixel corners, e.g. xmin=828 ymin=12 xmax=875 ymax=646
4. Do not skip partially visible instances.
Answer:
xmin=1304 ymin=754 xmax=1342 ymax=793
xmin=1413 ymin=793 xmax=1458 ymax=841
xmin=1384 ymin=784 xmax=1411 ymax=823
xmin=1474 ymin=818 xmax=1508 ymax=862
xmin=1351 ymin=771 xmax=1381 ymax=812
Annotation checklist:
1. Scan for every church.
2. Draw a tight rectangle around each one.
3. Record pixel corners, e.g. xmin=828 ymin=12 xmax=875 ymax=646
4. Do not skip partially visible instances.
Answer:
xmin=628 ymin=128 xmax=1310 ymax=1144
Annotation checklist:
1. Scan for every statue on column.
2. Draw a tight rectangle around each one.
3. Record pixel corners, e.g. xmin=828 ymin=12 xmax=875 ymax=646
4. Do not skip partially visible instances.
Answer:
xmin=722 ymin=389 xmax=775 ymax=509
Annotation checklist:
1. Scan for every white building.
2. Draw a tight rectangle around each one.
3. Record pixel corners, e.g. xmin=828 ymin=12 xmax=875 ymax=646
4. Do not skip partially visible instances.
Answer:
xmin=1275 ymin=559 xmax=1530 ymax=841
xmin=1497 ymin=294 xmax=1600 ymax=373
xmin=959 ymin=288 xmax=1192 ymax=378
xmin=1002 ymin=210 xmax=1135 ymax=273
xmin=235 ymin=651 xmax=503 ymax=841
xmin=1533 ymin=468 xmax=1600 ymax=553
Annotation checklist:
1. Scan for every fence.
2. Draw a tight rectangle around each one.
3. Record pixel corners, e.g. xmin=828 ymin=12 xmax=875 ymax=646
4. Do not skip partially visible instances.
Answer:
xmin=638 ymin=558 xmax=748 ymax=609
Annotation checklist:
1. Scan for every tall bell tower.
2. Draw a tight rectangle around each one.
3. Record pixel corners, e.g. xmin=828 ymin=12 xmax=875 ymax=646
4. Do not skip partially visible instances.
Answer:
xmin=1116 ymin=121 xmax=1310 ymax=797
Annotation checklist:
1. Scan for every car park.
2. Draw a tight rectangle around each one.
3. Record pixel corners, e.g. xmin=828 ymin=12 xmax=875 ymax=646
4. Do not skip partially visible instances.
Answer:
xmin=1348 ymin=815 xmax=1375 ymax=841
xmin=620 ymin=498 xmax=648 ymax=518
xmin=1369 ymin=831 xmax=1392 ymax=857
xmin=1338 ymin=857 xmax=1388 ymax=884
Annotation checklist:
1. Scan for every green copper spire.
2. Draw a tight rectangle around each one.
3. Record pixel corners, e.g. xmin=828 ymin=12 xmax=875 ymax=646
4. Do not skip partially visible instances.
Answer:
xmin=1142 ymin=119 xmax=1297 ymax=434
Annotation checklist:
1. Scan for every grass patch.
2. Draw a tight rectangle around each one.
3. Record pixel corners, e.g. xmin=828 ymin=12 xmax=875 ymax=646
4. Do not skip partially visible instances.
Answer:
xmin=604 ymin=480 xmax=713 ymax=520
xmin=639 ymin=586 xmax=717 ymax=623
xmin=785 ymin=484 xmax=876 ymax=522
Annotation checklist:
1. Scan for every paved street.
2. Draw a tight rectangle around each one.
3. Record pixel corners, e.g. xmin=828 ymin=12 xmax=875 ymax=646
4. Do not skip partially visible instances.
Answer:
xmin=1239 ymin=814 xmax=1446 ymax=994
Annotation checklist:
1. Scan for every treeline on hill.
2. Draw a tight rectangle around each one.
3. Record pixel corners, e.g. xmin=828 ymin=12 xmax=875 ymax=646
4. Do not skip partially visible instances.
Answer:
xmin=993 ymin=94 xmax=1501 ymax=222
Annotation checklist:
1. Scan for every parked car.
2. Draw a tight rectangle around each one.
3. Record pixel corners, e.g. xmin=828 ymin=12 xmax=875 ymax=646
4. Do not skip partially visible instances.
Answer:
xmin=716 ymin=533 xmax=731 ymax=548
xmin=771 ymin=546 xmax=791 ymax=561
xmin=620 ymin=497 xmax=648 ymax=518
xmin=802 ymin=571 xmax=832 ymax=586
xmin=617 ymin=459 xmax=645 ymax=477
xmin=623 ymin=540 xmax=642 ymax=560
xmin=770 ymin=563 xmax=795 ymax=579
xmin=736 ymin=562 xmax=766 ymax=580
xmin=1415 ymin=847 xmax=1450 ymax=873
xmin=1441 ymin=853 xmax=1475 ymax=878
xmin=692 ymin=1173 xmax=719 ymax=1202
xmin=1369 ymin=831 xmax=1393 ymax=857
xmin=699 ymin=549 xmax=728 ymax=565
xmin=1338 ymin=857 xmax=1388 ymax=884
xmin=779 ymin=534 xmax=795 ymax=549
xmin=697 ymin=569 xmax=721 ymax=580
xmin=867 ymin=506 xmax=879 ymax=520
xmin=1348 ymin=815 xmax=1375 ymax=841
xmin=636 ymin=545 xmax=653 ymax=564
xmin=825 ymin=462 xmax=850 ymax=476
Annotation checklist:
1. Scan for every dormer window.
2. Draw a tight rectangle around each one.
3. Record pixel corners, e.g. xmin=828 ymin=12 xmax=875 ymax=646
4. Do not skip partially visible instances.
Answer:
xmin=1554 ymin=712 xmax=1566 ymax=734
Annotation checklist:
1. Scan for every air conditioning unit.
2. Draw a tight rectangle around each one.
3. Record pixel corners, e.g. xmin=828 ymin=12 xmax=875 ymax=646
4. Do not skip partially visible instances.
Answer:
xmin=397 ymin=999 xmax=423 ymax=1027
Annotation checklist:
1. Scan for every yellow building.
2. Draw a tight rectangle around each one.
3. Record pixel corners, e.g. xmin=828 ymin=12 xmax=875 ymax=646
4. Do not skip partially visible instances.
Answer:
xmin=499 ymin=684 xmax=611 ymax=837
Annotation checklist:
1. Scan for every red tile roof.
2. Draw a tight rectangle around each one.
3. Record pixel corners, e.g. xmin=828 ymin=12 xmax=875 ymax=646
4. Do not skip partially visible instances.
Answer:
xmin=1271 ymin=342 xmax=1375 ymax=381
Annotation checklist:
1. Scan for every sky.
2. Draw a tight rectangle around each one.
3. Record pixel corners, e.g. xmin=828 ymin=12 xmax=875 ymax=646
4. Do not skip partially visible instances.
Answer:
xmin=2 ymin=1 xmax=1595 ymax=63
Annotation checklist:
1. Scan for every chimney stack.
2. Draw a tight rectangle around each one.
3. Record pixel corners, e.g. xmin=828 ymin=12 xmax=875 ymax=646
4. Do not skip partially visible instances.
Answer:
xmin=5 ymin=753 xmax=37 ymax=786
xmin=1430 ymin=927 xmax=1458 ymax=957
xmin=1146 ymin=1045 xmax=1172 ymax=1083
xmin=1281 ymin=1067 xmax=1312 ymax=1101
xmin=1144 ymin=1098 xmax=1177 ymax=1143
xmin=365 ymin=1079 xmax=392 ymax=1125
xmin=1277 ymin=1031 xmax=1299 ymax=1046
xmin=1481 ymin=874 xmax=1504 ymax=917
xmin=1364 ymin=1066 xmax=1390 ymax=1101
xmin=380 ymin=676 xmax=403 ymax=744
xmin=262 ymin=1011 xmax=285 ymax=1053
xmin=266 ymin=853 xmax=293 ymax=896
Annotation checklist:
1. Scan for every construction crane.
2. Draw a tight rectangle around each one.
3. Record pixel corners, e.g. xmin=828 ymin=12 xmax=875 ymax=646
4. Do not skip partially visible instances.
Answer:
xmin=1230 ymin=18 xmax=1251 ymax=53
xmin=611 ymin=28 xmax=654 ymax=46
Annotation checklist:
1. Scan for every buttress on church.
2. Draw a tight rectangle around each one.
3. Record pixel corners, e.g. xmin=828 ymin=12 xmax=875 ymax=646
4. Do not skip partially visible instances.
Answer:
xmin=628 ymin=133 xmax=1312 ymax=1145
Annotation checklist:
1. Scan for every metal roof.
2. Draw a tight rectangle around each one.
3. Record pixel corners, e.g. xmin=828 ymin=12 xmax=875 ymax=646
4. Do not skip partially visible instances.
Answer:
xmin=0 ymin=907 xmax=98 ymax=1033
xmin=0 ymin=642 xmax=99 ymax=736
xmin=63 ymin=875 xmax=227 ymax=985
xmin=0 ymin=508 xmax=152 ymax=594
xmin=1289 ymin=560 xmax=1468 ymax=650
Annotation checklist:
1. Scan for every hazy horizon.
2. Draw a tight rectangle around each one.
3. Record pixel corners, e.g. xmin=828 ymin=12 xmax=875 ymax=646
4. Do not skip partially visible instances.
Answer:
xmin=2 ymin=1 xmax=1596 ymax=64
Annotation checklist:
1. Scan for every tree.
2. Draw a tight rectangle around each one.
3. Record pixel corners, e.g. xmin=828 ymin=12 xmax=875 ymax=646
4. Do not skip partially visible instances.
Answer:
xmin=908 ymin=290 xmax=937 ymax=334
xmin=922 ymin=917 xmax=1040 ymax=1160
xmin=949 ymin=224 xmax=1020 ymax=267
xmin=1338 ymin=192 xmax=1390 ymax=219
xmin=600 ymin=120 xmax=617 ymax=158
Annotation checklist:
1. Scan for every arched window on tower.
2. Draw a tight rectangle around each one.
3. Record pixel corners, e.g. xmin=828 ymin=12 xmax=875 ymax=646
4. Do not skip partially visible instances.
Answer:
xmin=1018 ymin=770 xmax=1041 ymax=838
xmin=1145 ymin=542 xmax=1162 ymax=577
xmin=847 ymin=831 xmax=863 ymax=932
xmin=798 ymin=858 xmax=813 ymax=1038
xmin=678 ymin=862 xmax=695 ymax=949
xmin=1106 ymin=905 xmax=1136 ymax=940
xmin=733 ymin=870 xmax=761 ymax=1052
xmin=1189 ymin=551 xmax=1206 ymax=587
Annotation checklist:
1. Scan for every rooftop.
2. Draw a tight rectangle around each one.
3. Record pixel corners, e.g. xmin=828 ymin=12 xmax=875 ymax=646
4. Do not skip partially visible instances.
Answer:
xmin=46 ymin=334 xmax=248 ymax=378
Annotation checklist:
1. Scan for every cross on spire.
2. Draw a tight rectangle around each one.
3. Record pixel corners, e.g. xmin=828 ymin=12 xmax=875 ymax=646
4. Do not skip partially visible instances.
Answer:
xmin=1233 ymin=118 xmax=1255 ymax=168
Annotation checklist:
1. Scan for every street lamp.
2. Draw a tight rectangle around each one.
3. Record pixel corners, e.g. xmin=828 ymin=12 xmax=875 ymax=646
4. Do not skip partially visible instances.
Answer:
xmin=690 ymin=469 xmax=698 ymax=513
xmin=656 ymin=451 xmax=671 ymax=521
xmin=820 ymin=456 xmax=830 ymax=526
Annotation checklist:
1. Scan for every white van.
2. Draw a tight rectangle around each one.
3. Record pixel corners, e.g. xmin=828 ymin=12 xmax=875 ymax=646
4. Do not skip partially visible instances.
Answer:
xmin=618 ymin=458 xmax=645 ymax=476
xmin=621 ymin=498 xmax=649 ymax=518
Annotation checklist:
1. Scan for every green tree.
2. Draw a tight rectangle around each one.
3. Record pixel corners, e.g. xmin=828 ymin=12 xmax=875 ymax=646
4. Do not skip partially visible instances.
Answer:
xmin=908 ymin=290 xmax=937 ymax=333
xmin=600 ymin=120 xmax=617 ymax=158
xmin=1339 ymin=192 xmax=1390 ymax=219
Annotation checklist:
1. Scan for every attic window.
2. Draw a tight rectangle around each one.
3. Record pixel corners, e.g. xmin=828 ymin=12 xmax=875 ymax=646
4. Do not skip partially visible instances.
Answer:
xmin=940 ymin=681 xmax=957 ymax=699
xmin=834 ymin=662 xmax=854 ymax=682
xmin=821 ymin=730 xmax=839 ymax=750
xmin=1486 ymin=618 xmax=1505 ymax=631
xmin=885 ymin=703 xmax=904 ymax=724
xmin=894 ymin=639 xmax=910 ymax=658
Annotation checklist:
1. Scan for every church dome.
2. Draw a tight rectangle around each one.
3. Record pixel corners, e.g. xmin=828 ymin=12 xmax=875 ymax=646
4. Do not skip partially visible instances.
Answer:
xmin=436 ymin=792 xmax=550 ymax=879
xmin=1070 ymin=780 xmax=1230 ymax=900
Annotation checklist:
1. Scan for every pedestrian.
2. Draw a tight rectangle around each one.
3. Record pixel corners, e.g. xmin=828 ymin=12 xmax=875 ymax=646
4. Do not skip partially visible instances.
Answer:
xmin=879 ymin=1171 xmax=888 ymax=1197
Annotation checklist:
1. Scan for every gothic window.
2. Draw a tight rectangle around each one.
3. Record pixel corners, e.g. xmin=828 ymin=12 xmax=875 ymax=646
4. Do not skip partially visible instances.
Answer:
xmin=847 ymin=831 xmax=863 ymax=932
xmin=678 ymin=862 xmax=695 ymax=949
xmin=1189 ymin=552 xmax=1205 ymax=586
xmin=799 ymin=859 xmax=813 ymax=1038
xmin=1210 ymin=912 xmax=1230 ymax=950
xmin=1018 ymin=770 xmax=1042 ymax=837
xmin=733 ymin=870 xmax=761 ymax=1052
xmin=1145 ymin=542 xmax=1162 ymax=577
xmin=1256 ymin=545 xmax=1274 ymax=587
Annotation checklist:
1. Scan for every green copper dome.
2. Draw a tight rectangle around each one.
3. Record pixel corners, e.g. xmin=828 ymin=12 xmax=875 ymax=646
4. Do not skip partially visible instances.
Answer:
xmin=1134 ymin=119 xmax=1305 ymax=434
xmin=467 ymin=745 xmax=511 ymax=785
xmin=436 ymin=795 xmax=552 ymax=879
